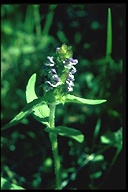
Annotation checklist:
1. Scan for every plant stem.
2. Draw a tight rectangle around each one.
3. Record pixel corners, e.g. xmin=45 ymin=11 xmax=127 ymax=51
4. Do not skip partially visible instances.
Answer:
xmin=42 ymin=5 xmax=57 ymax=36
xmin=33 ymin=5 xmax=41 ymax=40
xmin=49 ymin=103 xmax=62 ymax=190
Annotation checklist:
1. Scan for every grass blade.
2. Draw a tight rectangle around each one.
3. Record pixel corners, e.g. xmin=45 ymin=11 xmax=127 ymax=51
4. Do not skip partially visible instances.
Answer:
xmin=106 ymin=8 xmax=112 ymax=58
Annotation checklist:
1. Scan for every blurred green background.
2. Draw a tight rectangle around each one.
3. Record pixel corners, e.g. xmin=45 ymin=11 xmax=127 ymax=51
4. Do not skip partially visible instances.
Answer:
xmin=1 ymin=4 xmax=125 ymax=190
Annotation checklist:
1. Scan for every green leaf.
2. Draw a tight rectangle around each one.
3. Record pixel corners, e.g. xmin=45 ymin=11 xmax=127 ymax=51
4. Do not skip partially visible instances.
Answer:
xmin=65 ymin=94 xmax=107 ymax=105
xmin=106 ymin=8 xmax=112 ymax=57
xmin=26 ymin=73 xmax=38 ymax=103
xmin=89 ymin=154 xmax=104 ymax=181
xmin=33 ymin=104 xmax=50 ymax=119
xmin=1 ymin=97 xmax=45 ymax=130
xmin=2 ymin=73 xmax=51 ymax=130
xmin=92 ymin=154 xmax=104 ymax=162
xmin=2 ymin=73 xmax=50 ymax=130
xmin=100 ymin=128 xmax=122 ymax=149
xmin=45 ymin=126 xmax=84 ymax=143
xmin=90 ymin=171 xmax=102 ymax=179
xmin=93 ymin=118 xmax=101 ymax=139
xmin=1 ymin=177 xmax=25 ymax=190
xmin=26 ymin=73 xmax=50 ymax=119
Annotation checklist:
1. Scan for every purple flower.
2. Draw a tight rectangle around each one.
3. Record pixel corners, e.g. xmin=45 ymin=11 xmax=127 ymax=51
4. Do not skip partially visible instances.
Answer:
xmin=42 ymin=45 xmax=78 ymax=93
xmin=65 ymin=66 xmax=77 ymax=92
xmin=48 ymin=69 xmax=57 ymax=76
xmin=68 ymin=73 xmax=75 ymax=81
xmin=43 ymin=81 xmax=53 ymax=92
xmin=66 ymin=80 xmax=74 ymax=87
xmin=47 ymin=70 xmax=60 ymax=83
xmin=67 ymin=86 xmax=73 ymax=92
xmin=47 ymin=56 xmax=54 ymax=64
xmin=51 ymin=74 xmax=60 ymax=82
xmin=51 ymin=69 xmax=57 ymax=74
xmin=44 ymin=63 xmax=54 ymax=67
xmin=47 ymin=80 xmax=61 ymax=87
xmin=44 ymin=56 xmax=55 ymax=66
xmin=43 ymin=79 xmax=61 ymax=92
xmin=64 ymin=58 xmax=78 ymax=69
xmin=65 ymin=78 xmax=75 ymax=92
xmin=70 ymin=66 xmax=77 ymax=74
xmin=68 ymin=58 xmax=78 ymax=65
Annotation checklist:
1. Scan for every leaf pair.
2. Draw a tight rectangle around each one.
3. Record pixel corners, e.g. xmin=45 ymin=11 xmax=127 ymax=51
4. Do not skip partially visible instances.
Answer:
xmin=2 ymin=73 xmax=107 ymax=132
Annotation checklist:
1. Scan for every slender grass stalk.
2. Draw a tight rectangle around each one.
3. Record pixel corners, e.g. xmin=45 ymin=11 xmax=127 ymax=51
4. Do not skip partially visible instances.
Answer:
xmin=42 ymin=5 xmax=57 ymax=36
xmin=99 ymin=8 xmax=113 ymax=98
xmin=109 ymin=145 xmax=122 ymax=172
xmin=106 ymin=8 xmax=112 ymax=60
xmin=33 ymin=5 xmax=42 ymax=40
xmin=49 ymin=103 xmax=62 ymax=190
xmin=24 ymin=6 xmax=35 ymax=33
xmin=99 ymin=145 xmax=122 ymax=189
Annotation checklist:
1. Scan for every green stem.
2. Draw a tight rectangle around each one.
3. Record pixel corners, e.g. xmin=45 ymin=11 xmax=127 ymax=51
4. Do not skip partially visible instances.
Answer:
xmin=49 ymin=103 xmax=62 ymax=190
xmin=33 ymin=5 xmax=41 ymax=40
xmin=42 ymin=5 xmax=57 ymax=36
xmin=106 ymin=8 xmax=112 ymax=60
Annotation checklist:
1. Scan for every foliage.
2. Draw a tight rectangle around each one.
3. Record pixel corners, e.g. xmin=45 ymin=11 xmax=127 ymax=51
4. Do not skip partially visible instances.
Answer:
xmin=1 ymin=4 xmax=125 ymax=190
xmin=1 ymin=177 xmax=24 ymax=190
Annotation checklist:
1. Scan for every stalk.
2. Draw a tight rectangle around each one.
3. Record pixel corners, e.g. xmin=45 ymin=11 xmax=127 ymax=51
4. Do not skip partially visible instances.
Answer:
xmin=49 ymin=103 xmax=62 ymax=190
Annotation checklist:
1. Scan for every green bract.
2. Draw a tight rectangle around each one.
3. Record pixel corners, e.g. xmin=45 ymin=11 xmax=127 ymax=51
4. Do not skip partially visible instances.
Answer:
xmin=56 ymin=43 xmax=73 ymax=61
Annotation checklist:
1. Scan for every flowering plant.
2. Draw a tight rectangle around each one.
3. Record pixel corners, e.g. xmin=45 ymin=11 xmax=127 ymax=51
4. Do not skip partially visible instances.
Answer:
xmin=2 ymin=44 xmax=107 ymax=189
